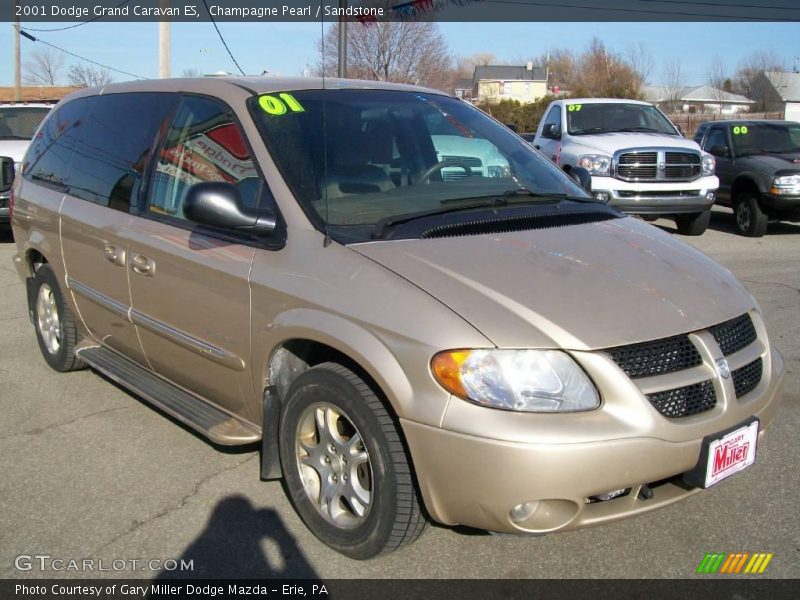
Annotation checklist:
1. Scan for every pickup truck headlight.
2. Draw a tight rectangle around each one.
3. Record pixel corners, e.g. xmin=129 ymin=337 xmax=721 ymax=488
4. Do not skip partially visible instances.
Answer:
xmin=431 ymin=349 xmax=599 ymax=412
xmin=770 ymin=174 xmax=800 ymax=195
xmin=701 ymin=154 xmax=715 ymax=176
xmin=577 ymin=154 xmax=611 ymax=175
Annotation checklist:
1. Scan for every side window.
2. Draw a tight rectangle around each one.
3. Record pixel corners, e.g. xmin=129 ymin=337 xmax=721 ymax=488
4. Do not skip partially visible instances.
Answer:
xmin=149 ymin=95 xmax=266 ymax=221
xmin=67 ymin=92 xmax=178 ymax=210
xmin=541 ymin=106 xmax=561 ymax=139
xmin=703 ymin=128 xmax=728 ymax=152
xmin=24 ymin=97 xmax=95 ymax=191
xmin=693 ymin=124 xmax=707 ymax=145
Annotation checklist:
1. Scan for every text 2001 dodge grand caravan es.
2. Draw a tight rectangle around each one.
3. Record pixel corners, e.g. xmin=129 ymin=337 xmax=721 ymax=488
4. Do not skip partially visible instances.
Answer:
xmin=10 ymin=78 xmax=784 ymax=559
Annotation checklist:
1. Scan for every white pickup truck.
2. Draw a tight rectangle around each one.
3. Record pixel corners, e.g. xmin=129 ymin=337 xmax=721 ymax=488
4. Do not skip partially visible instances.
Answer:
xmin=532 ymin=98 xmax=719 ymax=235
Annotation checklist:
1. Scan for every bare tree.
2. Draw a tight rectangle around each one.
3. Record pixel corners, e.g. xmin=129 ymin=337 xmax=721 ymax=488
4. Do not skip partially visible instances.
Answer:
xmin=625 ymin=42 xmax=655 ymax=91
xmin=456 ymin=52 xmax=497 ymax=78
xmin=706 ymin=55 xmax=728 ymax=114
xmin=23 ymin=48 xmax=66 ymax=86
xmin=67 ymin=64 xmax=114 ymax=88
xmin=572 ymin=39 xmax=641 ymax=98
xmin=662 ymin=57 xmax=685 ymax=112
xmin=734 ymin=49 xmax=787 ymax=110
xmin=539 ymin=48 xmax=575 ymax=93
xmin=319 ymin=22 xmax=453 ymax=91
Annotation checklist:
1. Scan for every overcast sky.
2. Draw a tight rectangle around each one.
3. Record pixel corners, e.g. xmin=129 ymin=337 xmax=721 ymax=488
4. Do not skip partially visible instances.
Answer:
xmin=1 ymin=21 xmax=797 ymax=88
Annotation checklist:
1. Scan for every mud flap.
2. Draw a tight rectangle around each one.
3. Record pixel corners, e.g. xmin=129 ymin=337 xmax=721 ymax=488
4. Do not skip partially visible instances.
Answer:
xmin=260 ymin=385 xmax=283 ymax=480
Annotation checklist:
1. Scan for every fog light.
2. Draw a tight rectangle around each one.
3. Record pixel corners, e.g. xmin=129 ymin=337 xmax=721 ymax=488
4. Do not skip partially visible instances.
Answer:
xmin=587 ymin=488 xmax=630 ymax=503
xmin=510 ymin=501 xmax=540 ymax=523
xmin=593 ymin=192 xmax=610 ymax=202
xmin=706 ymin=191 xmax=715 ymax=201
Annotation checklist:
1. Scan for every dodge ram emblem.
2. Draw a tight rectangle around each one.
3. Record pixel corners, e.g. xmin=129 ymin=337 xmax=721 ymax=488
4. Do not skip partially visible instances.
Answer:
xmin=715 ymin=358 xmax=731 ymax=380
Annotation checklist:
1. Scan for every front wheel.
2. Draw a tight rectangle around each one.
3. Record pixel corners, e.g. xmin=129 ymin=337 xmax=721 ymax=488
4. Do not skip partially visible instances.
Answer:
xmin=734 ymin=192 xmax=768 ymax=237
xmin=674 ymin=210 xmax=711 ymax=236
xmin=279 ymin=363 xmax=425 ymax=559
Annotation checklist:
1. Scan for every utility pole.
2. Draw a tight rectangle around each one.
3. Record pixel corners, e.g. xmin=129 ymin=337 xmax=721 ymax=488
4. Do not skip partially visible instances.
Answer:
xmin=13 ymin=0 xmax=22 ymax=101
xmin=337 ymin=0 xmax=347 ymax=78
xmin=159 ymin=0 xmax=170 ymax=78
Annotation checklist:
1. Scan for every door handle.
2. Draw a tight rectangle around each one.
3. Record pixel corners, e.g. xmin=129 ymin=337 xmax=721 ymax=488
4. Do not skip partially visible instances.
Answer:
xmin=130 ymin=253 xmax=156 ymax=277
xmin=103 ymin=243 xmax=126 ymax=267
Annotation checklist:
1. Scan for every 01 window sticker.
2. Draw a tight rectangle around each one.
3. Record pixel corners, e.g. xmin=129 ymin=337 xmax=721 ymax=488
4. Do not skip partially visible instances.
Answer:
xmin=259 ymin=93 xmax=305 ymax=116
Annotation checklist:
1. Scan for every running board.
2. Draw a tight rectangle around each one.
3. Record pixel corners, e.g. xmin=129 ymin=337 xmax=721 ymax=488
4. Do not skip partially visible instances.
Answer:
xmin=77 ymin=346 xmax=260 ymax=446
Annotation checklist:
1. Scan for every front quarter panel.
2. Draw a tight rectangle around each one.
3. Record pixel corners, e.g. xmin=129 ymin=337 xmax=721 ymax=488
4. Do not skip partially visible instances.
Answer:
xmin=249 ymin=229 xmax=492 ymax=427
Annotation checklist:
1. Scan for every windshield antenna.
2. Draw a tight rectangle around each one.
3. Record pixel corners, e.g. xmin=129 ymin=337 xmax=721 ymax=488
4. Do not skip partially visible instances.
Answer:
xmin=320 ymin=1 xmax=332 ymax=247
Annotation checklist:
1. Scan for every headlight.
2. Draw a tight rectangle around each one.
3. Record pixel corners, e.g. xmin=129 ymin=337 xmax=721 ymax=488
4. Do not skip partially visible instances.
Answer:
xmin=488 ymin=165 xmax=511 ymax=178
xmin=431 ymin=349 xmax=599 ymax=412
xmin=701 ymin=153 xmax=715 ymax=176
xmin=770 ymin=174 xmax=800 ymax=195
xmin=577 ymin=154 xmax=611 ymax=175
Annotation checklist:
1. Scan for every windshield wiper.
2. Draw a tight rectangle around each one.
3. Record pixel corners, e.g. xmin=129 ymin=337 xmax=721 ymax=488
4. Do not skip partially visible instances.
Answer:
xmin=371 ymin=201 xmax=506 ymax=239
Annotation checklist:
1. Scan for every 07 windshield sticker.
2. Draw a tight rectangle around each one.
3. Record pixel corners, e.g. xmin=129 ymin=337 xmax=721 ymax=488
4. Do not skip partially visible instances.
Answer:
xmin=732 ymin=125 xmax=749 ymax=135
xmin=567 ymin=104 xmax=582 ymax=112
xmin=258 ymin=93 xmax=305 ymax=116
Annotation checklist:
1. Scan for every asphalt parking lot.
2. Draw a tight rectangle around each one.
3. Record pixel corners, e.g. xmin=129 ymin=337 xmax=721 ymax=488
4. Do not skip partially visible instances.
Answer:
xmin=1 ymin=207 xmax=798 ymax=580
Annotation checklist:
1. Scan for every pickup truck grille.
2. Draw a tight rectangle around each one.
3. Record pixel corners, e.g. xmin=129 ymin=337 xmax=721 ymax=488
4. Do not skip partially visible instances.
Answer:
xmin=605 ymin=313 xmax=765 ymax=418
xmin=615 ymin=149 xmax=701 ymax=182
xmin=441 ymin=155 xmax=483 ymax=181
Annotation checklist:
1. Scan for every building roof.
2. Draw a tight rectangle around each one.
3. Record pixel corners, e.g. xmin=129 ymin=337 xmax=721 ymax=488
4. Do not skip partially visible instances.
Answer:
xmin=643 ymin=85 xmax=753 ymax=104
xmin=763 ymin=71 xmax=800 ymax=102
xmin=473 ymin=65 xmax=546 ymax=82
xmin=453 ymin=78 xmax=473 ymax=91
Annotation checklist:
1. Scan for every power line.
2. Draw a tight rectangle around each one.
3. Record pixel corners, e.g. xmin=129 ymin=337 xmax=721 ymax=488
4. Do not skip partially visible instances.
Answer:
xmin=19 ymin=28 xmax=146 ymax=80
xmin=19 ymin=0 xmax=132 ymax=32
xmin=200 ymin=0 xmax=246 ymax=75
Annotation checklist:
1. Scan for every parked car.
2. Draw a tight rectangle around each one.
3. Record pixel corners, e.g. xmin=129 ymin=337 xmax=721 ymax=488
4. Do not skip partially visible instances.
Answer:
xmin=533 ymin=98 xmax=719 ymax=235
xmin=0 ymin=103 xmax=52 ymax=225
xmin=695 ymin=120 xmax=800 ymax=236
xmin=11 ymin=79 xmax=783 ymax=559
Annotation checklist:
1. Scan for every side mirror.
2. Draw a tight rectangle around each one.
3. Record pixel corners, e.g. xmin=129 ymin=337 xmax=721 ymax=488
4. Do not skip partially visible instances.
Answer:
xmin=0 ymin=156 xmax=14 ymax=192
xmin=569 ymin=166 xmax=592 ymax=193
xmin=184 ymin=182 xmax=277 ymax=236
xmin=543 ymin=123 xmax=561 ymax=140
xmin=709 ymin=144 xmax=730 ymax=158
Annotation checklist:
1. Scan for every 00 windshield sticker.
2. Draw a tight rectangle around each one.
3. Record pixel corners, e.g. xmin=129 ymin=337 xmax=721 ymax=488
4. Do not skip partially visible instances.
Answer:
xmin=732 ymin=125 xmax=749 ymax=135
xmin=567 ymin=104 xmax=582 ymax=112
xmin=258 ymin=93 xmax=305 ymax=116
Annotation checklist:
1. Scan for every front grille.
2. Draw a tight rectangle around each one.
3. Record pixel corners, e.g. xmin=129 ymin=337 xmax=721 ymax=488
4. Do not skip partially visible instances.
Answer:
xmin=732 ymin=358 xmax=762 ymax=398
xmin=607 ymin=335 xmax=702 ymax=379
xmin=616 ymin=190 xmax=701 ymax=198
xmin=441 ymin=155 xmax=483 ymax=181
xmin=646 ymin=380 xmax=717 ymax=418
xmin=710 ymin=314 xmax=757 ymax=356
xmin=664 ymin=152 xmax=701 ymax=179
xmin=441 ymin=155 xmax=482 ymax=168
xmin=617 ymin=152 xmax=657 ymax=180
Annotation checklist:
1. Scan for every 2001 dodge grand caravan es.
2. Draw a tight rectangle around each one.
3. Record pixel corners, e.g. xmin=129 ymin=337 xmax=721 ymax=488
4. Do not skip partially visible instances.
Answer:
xmin=10 ymin=78 xmax=784 ymax=559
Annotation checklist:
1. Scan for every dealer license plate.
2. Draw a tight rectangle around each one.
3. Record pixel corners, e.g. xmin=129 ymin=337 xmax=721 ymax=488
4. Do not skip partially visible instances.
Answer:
xmin=704 ymin=420 xmax=759 ymax=488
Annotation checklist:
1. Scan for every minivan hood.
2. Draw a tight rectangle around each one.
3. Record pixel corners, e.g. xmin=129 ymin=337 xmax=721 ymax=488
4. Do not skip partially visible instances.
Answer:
xmin=351 ymin=217 xmax=754 ymax=350
xmin=568 ymin=132 xmax=699 ymax=155
xmin=0 ymin=140 xmax=30 ymax=164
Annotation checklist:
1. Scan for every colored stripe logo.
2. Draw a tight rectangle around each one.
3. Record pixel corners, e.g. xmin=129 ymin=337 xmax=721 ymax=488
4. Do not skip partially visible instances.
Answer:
xmin=696 ymin=552 xmax=773 ymax=574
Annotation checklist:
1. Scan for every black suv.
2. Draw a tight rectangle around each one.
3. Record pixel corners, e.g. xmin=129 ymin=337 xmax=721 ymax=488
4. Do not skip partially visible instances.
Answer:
xmin=695 ymin=120 xmax=800 ymax=236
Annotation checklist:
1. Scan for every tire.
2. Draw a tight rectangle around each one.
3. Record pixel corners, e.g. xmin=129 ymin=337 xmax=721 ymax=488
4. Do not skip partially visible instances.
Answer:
xmin=674 ymin=210 xmax=711 ymax=236
xmin=32 ymin=264 xmax=84 ymax=372
xmin=734 ymin=191 xmax=768 ymax=237
xmin=279 ymin=362 xmax=425 ymax=559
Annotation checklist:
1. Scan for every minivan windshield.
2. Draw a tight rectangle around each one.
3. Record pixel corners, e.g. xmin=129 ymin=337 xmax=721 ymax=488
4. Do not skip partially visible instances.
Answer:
xmin=250 ymin=89 xmax=591 ymax=242
xmin=0 ymin=106 xmax=50 ymax=140
xmin=567 ymin=102 xmax=678 ymax=136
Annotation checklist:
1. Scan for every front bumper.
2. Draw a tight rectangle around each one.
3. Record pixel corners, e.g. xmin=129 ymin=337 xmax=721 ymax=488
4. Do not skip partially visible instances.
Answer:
xmin=591 ymin=175 xmax=719 ymax=215
xmin=760 ymin=192 xmax=800 ymax=216
xmin=402 ymin=344 xmax=783 ymax=535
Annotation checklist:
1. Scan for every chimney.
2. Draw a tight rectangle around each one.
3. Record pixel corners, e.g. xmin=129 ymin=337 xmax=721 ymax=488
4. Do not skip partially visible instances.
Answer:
xmin=526 ymin=61 xmax=533 ymax=71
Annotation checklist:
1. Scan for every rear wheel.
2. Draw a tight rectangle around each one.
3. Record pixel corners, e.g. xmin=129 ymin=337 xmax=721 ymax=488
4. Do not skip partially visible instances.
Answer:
xmin=734 ymin=191 xmax=768 ymax=237
xmin=674 ymin=209 xmax=710 ymax=236
xmin=279 ymin=362 xmax=425 ymax=559
xmin=32 ymin=264 xmax=84 ymax=372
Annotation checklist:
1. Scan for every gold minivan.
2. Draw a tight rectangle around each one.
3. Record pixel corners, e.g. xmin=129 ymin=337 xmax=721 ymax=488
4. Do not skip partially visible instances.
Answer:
xmin=10 ymin=78 xmax=784 ymax=559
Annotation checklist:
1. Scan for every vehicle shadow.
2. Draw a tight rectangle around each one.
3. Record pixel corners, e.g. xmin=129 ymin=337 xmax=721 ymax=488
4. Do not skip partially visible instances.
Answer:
xmin=0 ymin=226 xmax=13 ymax=244
xmin=151 ymin=494 xmax=319 ymax=580
xmin=705 ymin=209 xmax=800 ymax=236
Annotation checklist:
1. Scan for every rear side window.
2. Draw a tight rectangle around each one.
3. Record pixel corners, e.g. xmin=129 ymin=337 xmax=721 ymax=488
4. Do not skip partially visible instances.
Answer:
xmin=67 ymin=92 xmax=178 ymax=210
xmin=148 ymin=95 xmax=269 ymax=222
xmin=24 ymin=97 xmax=95 ymax=192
